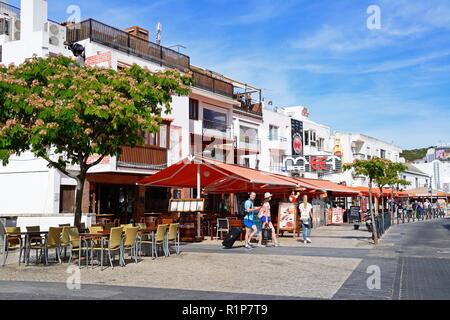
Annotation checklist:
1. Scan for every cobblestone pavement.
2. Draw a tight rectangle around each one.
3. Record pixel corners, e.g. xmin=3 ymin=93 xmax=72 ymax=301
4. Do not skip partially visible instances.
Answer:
xmin=1 ymin=220 xmax=448 ymax=300
xmin=334 ymin=218 xmax=450 ymax=300
xmin=0 ymin=224 xmax=367 ymax=299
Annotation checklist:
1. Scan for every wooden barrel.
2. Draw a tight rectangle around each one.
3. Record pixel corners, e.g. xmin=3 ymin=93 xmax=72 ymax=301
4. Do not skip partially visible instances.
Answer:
xmin=179 ymin=213 xmax=198 ymax=242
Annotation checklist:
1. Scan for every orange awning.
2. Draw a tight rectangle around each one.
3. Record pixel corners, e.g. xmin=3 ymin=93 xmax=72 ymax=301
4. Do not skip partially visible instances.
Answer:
xmin=297 ymin=179 xmax=360 ymax=196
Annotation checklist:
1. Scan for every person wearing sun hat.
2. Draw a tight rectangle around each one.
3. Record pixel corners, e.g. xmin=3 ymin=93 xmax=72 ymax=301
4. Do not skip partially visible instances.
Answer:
xmin=258 ymin=192 xmax=280 ymax=247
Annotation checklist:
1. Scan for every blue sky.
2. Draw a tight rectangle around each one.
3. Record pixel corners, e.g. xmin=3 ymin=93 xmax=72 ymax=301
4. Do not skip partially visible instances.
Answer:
xmin=9 ymin=0 xmax=450 ymax=149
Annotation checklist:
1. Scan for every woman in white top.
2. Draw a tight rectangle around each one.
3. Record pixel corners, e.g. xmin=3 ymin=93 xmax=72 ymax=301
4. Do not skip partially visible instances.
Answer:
xmin=299 ymin=195 xmax=313 ymax=244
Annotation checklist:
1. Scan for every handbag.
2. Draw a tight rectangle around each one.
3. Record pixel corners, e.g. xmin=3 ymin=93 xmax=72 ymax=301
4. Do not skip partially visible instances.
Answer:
xmin=262 ymin=227 xmax=272 ymax=241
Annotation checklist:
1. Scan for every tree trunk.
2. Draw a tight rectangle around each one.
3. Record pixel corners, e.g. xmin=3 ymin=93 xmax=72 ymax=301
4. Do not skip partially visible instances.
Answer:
xmin=369 ymin=180 xmax=379 ymax=244
xmin=74 ymin=172 xmax=86 ymax=230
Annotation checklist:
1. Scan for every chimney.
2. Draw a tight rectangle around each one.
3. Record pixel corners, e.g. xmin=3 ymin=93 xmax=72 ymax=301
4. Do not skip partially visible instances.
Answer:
xmin=125 ymin=26 xmax=149 ymax=41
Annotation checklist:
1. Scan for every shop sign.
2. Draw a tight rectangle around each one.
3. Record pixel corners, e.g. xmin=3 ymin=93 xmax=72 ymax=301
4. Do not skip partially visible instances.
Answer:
xmin=332 ymin=208 xmax=344 ymax=224
xmin=291 ymin=119 xmax=304 ymax=156
xmin=283 ymin=155 xmax=342 ymax=175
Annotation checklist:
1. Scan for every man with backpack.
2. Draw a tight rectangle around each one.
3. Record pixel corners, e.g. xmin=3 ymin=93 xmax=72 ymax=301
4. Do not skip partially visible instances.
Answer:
xmin=243 ymin=192 xmax=261 ymax=249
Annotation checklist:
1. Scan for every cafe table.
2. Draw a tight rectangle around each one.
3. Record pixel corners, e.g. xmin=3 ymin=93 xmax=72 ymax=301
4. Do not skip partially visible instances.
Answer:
xmin=7 ymin=231 xmax=49 ymax=265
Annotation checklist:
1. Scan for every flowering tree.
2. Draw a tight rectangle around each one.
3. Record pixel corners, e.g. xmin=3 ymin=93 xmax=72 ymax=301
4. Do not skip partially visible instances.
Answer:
xmin=0 ymin=55 xmax=190 ymax=227
xmin=343 ymin=158 xmax=386 ymax=244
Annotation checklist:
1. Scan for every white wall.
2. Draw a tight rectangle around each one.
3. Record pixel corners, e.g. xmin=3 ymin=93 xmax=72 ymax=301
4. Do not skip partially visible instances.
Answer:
xmin=415 ymin=160 xmax=450 ymax=190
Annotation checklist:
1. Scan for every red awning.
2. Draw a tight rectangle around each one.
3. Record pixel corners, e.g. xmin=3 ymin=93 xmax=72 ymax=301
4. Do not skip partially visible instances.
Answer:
xmin=297 ymin=179 xmax=360 ymax=196
xmin=137 ymin=156 xmax=298 ymax=193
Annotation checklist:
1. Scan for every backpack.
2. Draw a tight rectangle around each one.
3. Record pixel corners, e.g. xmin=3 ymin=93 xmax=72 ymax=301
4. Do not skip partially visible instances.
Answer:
xmin=238 ymin=200 xmax=247 ymax=218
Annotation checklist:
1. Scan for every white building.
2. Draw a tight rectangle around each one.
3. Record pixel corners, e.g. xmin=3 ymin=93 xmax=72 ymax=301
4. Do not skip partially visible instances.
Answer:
xmin=260 ymin=105 xmax=335 ymax=179
xmin=401 ymin=163 xmax=431 ymax=190
xmin=414 ymin=160 xmax=450 ymax=191
xmin=331 ymin=132 xmax=403 ymax=187
xmin=0 ymin=0 xmax=262 ymax=226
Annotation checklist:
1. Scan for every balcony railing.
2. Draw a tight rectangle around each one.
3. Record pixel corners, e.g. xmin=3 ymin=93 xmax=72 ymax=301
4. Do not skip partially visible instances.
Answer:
xmin=202 ymin=119 xmax=232 ymax=138
xmin=233 ymin=101 xmax=263 ymax=117
xmin=191 ymin=70 xmax=234 ymax=98
xmin=0 ymin=1 xmax=20 ymax=18
xmin=117 ymin=145 xmax=167 ymax=170
xmin=268 ymin=135 xmax=288 ymax=143
xmin=66 ymin=19 xmax=190 ymax=72
xmin=238 ymin=137 xmax=261 ymax=152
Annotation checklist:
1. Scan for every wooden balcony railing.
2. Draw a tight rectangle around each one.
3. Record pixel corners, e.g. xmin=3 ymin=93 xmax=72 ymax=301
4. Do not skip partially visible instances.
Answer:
xmin=192 ymin=70 xmax=234 ymax=98
xmin=66 ymin=19 xmax=190 ymax=72
xmin=117 ymin=145 xmax=167 ymax=170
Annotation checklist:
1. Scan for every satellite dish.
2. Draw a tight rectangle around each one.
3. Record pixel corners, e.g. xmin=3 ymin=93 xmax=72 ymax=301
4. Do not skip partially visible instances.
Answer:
xmin=14 ymin=20 xmax=21 ymax=30
xmin=14 ymin=31 xmax=20 ymax=40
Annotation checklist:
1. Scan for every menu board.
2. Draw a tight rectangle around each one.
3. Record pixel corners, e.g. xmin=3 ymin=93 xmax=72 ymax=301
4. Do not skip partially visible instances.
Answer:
xmin=332 ymin=208 xmax=344 ymax=224
xmin=277 ymin=202 xmax=298 ymax=237
xmin=349 ymin=206 xmax=361 ymax=222
xmin=169 ymin=199 xmax=205 ymax=213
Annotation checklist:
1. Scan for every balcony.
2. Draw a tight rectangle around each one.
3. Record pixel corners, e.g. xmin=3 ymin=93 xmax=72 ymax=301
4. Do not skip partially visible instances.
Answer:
xmin=191 ymin=70 xmax=234 ymax=98
xmin=202 ymin=119 xmax=232 ymax=139
xmin=117 ymin=145 xmax=167 ymax=170
xmin=66 ymin=19 xmax=190 ymax=71
xmin=237 ymin=137 xmax=261 ymax=152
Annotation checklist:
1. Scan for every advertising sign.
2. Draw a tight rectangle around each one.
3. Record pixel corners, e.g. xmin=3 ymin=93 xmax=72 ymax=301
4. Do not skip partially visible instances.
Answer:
xmin=291 ymin=119 xmax=303 ymax=156
xmin=283 ymin=155 xmax=342 ymax=175
xmin=332 ymin=208 xmax=344 ymax=224
xmin=277 ymin=202 xmax=298 ymax=237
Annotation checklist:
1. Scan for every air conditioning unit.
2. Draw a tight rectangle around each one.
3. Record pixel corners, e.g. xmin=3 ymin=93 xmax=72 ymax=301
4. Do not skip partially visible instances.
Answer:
xmin=48 ymin=22 xmax=66 ymax=47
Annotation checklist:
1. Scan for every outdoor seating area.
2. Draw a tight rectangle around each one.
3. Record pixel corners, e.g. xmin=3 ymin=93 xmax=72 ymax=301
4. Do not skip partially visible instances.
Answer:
xmin=0 ymin=220 xmax=181 ymax=270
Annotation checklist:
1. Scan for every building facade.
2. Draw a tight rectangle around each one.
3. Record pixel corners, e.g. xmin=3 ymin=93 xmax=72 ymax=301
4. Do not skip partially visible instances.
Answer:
xmin=0 ymin=0 xmax=262 ymax=224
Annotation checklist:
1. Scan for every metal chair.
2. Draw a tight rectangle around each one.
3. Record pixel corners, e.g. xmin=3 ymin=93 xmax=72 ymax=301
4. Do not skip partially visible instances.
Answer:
xmin=216 ymin=218 xmax=230 ymax=240
xmin=26 ymin=226 xmax=45 ymax=264
xmin=167 ymin=223 xmax=180 ymax=255
xmin=1 ymin=225 xmax=24 ymax=267
xmin=153 ymin=224 xmax=169 ymax=258
xmin=68 ymin=227 xmax=90 ymax=268
xmin=122 ymin=227 xmax=139 ymax=265
xmin=91 ymin=227 xmax=123 ymax=270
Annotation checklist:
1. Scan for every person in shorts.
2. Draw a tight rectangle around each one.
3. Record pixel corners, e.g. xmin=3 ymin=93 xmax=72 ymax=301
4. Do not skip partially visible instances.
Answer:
xmin=259 ymin=192 xmax=280 ymax=247
xmin=243 ymin=192 xmax=260 ymax=249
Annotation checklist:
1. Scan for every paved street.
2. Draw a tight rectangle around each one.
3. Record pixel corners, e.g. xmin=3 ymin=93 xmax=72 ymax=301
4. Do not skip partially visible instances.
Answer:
xmin=0 ymin=219 xmax=449 ymax=300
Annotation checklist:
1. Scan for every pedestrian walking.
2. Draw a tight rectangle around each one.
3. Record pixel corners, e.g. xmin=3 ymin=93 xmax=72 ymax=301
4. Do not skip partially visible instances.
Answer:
xmin=259 ymin=192 xmax=280 ymax=247
xmin=243 ymin=192 xmax=261 ymax=249
xmin=299 ymin=195 xmax=313 ymax=244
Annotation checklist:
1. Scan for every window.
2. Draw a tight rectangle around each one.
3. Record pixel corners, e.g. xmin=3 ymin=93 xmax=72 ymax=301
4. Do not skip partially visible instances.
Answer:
xmin=380 ymin=149 xmax=386 ymax=159
xmin=0 ymin=18 xmax=9 ymax=36
xmin=0 ymin=45 xmax=2 ymax=63
xmin=159 ymin=124 xmax=167 ymax=148
xmin=318 ymin=138 xmax=325 ymax=151
xmin=240 ymin=125 xmax=257 ymax=143
xmin=59 ymin=185 xmax=76 ymax=213
xmin=269 ymin=125 xmax=279 ymax=141
xmin=189 ymin=99 xmax=199 ymax=120
xmin=415 ymin=177 xmax=419 ymax=188
xmin=304 ymin=130 xmax=310 ymax=146
xmin=310 ymin=130 xmax=317 ymax=147
xmin=203 ymin=109 xmax=227 ymax=132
